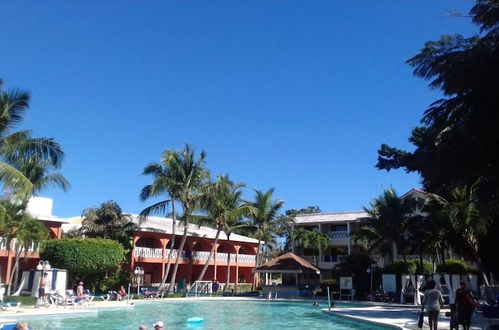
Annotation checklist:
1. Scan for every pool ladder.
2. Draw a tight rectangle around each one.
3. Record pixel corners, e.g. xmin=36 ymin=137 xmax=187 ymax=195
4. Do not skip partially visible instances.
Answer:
xmin=267 ymin=292 xmax=278 ymax=300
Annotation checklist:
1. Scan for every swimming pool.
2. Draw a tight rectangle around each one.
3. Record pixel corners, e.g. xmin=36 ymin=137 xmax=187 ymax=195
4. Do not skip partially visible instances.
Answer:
xmin=26 ymin=300 xmax=392 ymax=329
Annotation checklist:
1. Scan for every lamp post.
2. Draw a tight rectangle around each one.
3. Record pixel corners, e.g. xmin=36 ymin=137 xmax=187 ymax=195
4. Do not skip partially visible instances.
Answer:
xmin=134 ymin=267 xmax=144 ymax=294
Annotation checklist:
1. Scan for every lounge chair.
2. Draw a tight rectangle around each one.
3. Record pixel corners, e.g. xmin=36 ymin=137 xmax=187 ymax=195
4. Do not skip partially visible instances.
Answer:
xmin=84 ymin=289 xmax=108 ymax=301
xmin=0 ymin=302 xmax=22 ymax=313
xmin=65 ymin=290 xmax=89 ymax=308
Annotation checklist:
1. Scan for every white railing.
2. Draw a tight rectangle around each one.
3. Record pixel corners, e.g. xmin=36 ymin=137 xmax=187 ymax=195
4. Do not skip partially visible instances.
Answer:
xmin=0 ymin=237 xmax=8 ymax=250
xmin=134 ymin=247 xmax=163 ymax=258
xmin=192 ymin=251 xmax=211 ymax=261
xmin=215 ymin=252 xmax=236 ymax=262
xmin=328 ymin=231 xmax=349 ymax=239
xmin=238 ymin=254 xmax=256 ymax=263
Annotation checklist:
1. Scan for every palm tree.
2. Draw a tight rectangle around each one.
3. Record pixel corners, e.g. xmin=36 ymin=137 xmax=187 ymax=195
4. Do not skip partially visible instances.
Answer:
xmin=151 ymin=144 xmax=208 ymax=294
xmin=140 ymin=149 xmax=185 ymax=289
xmin=81 ymin=201 xmax=136 ymax=251
xmin=194 ymin=175 xmax=253 ymax=284
xmin=352 ymin=188 xmax=408 ymax=264
xmin=5 ymin=209 xmax=49 ymax=295
xmin=0 ymin=80 xmax=64 ymax=201
xmin=12 ymin=155 xmax=69 ymax=208
xmin=429 ymin=182 xmax=490 ymax=286
xmin=292 ymin=228 xmax=329 ymax=265
xmin=246 ymin=188 xmax=285 ymax=289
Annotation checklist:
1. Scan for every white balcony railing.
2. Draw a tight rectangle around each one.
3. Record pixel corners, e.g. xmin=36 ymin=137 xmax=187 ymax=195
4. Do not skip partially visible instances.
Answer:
xmin=134 ymin=247 xmax=163 ymax=258
xmin=327 ymin=231 xmax=349 ymax=239
xmin=238 ymin=254 xmax=256 ymax=263
xmin=134 ymin=247 xmax=255 ymax=264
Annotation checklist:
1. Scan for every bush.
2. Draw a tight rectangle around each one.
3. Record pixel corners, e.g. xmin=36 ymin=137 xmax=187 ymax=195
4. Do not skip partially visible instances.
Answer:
xmin=436 ymin=259 xmax=470 ymax=274
xmin=383 ymin=260 xmax=417 ymax=274
xmin=41 ymin=238 xmax=125 ymax=275
xmin=4 ymin=296 xmax=37 ymax=306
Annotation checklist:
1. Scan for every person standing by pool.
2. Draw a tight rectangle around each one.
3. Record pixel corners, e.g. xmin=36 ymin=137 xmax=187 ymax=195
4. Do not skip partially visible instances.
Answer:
xmin=212 ymin=279 xmax=220 ymax=293
xmin=455 ymin=280 xmax=477 ymax=330
xmin=37 ymin=273 xmax=48 ymax=305
xmin=421 ymin=280 xmax=444 ymax=330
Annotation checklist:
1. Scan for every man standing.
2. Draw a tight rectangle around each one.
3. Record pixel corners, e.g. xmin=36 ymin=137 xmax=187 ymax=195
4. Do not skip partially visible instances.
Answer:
xmin=38 ymin=273 xmax=48 ymax=305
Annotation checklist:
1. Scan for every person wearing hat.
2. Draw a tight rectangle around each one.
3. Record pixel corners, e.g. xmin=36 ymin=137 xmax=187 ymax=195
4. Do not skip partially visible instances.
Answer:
xmin=153 ymin=321 xmax=164 ymax=329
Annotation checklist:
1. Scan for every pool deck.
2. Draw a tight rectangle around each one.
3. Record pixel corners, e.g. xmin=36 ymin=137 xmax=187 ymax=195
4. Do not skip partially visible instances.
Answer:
xmin=323 ymin=301 xmax=482 ymax=330
xmin=0 ymin=297 xmax=483 ymax=329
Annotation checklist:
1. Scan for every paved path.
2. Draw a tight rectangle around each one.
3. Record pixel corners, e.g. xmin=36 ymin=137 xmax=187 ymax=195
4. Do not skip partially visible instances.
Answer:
xmin=324 ymin=303 xmax=482 ymax=330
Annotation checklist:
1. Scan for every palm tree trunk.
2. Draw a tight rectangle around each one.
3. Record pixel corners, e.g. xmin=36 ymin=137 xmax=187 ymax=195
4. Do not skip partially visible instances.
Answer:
xmin=159 ymin=203 xmax=176 ymax=289
xmin=225 ymin=250 xmax=231 ymax=291
xmin=7 ymin=246 xmax=21 ymax=295
xmin=252 ymin=240 xmax=261 ymax=291
xmin=196 ymin=229 xmax=221 ymax=282
xmin=168 ymin=214 xmax=189 ymax=294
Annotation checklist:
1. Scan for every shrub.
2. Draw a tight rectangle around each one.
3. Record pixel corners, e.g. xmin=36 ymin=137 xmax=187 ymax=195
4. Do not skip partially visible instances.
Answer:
xmin=383 ymin=260 xmax=417 ymax=274
xmin=4 ymin=296 xmax=37 ymax=306
xmin=436 ymin=259 xmax=470 ymax=274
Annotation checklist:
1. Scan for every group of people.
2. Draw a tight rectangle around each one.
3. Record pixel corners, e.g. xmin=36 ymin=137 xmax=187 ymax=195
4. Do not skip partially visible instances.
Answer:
xmin=421 ymin=279 xmax=479 ymax=330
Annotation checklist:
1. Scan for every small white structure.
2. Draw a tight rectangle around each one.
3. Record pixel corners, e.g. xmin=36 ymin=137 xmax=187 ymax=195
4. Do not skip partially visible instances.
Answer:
xmin=16 ymin=269 xmax=67 ymax=297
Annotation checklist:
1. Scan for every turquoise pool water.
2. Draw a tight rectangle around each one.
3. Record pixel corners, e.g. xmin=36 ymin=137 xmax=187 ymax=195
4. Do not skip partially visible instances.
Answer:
xmin=26 ymin=300 xmax=391 ymax=329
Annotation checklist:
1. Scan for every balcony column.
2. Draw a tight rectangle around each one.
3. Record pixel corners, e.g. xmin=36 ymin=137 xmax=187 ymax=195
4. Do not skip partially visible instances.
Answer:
xmin=347 ymin=222 xmax=351 ymax=255
xmin=160 ymin=237 xmax=169 ymax=282
xmin=130 ymin=235 xmax=140 ymax=271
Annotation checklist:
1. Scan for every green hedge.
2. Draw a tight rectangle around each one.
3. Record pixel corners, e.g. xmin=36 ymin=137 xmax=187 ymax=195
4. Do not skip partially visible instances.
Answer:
xmin=436 ymin=259 xmax=470 ymax=274
xmin=40 ymin=238 xmax=125 ymax=275
xmin=383 ymin=259 xmax=433 ymax=274
xmin=4 ymin=296 xmax=37 ymax=306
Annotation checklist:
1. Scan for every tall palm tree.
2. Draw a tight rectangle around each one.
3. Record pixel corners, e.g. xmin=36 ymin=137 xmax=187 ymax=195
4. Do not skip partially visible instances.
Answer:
xmin=292 ymin=228 xmax=329 ymax=265
xmin=246 ymin=188 xmax=284 ymax=289
xmin=147 ymin=144 xmax=209 ymax=294
xmin=0 ymin=80 xmax=64 ymax=201
xmin=429 ymin=182 xmax=490 ymax=286
xmin=140 ymin=149 xmax=185 ymax=289
xmin=194 ymin=175 xmax=253 ymax=283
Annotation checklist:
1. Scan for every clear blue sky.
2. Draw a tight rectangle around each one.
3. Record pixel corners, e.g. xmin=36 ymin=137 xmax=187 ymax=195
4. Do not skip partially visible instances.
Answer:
xmin=0 ymin=0 xmax=476 ymax=218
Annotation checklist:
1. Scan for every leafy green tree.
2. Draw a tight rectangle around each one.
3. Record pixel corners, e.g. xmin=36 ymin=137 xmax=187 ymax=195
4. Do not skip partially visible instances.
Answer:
xmin=0 ymin=80 xmax=64 ymax=201
xmin=41 ymin=238 xmax=125 ymax=291
xmin=375 ymin=0 xmax=499 ymax=275
xmin=292 ymin=228 xmax=329 ymax=265
xmin=81 ymin=201 xmax=136 ymax=251
xmin=194 ymin=175 xmax=253 ymax=283
xmin=246 ymin=188 xmax=285 ymax=289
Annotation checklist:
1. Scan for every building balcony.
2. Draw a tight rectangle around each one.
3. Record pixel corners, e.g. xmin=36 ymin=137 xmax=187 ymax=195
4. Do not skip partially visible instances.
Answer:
xmin=327 ymin=231 xmax=349 ymax=239
xmin=134 ymin=247 xmax=256 ymax=264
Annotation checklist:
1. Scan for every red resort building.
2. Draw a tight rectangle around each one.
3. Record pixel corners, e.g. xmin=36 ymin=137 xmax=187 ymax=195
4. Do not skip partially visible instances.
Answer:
xmin=130 ymin=215 xmax=258 ymax=287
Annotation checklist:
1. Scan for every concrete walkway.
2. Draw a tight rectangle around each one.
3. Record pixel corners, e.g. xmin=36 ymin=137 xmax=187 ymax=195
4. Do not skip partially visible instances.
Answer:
xmin=324 ymin=303 xmax=482 ymax=330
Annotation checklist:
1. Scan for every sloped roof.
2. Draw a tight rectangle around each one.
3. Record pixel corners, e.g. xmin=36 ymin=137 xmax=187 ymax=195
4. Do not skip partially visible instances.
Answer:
xmin=131 ymin=214 xmax=258 ymax=244
xmin=253 ymin=252 xmax=320 ymax=274
xmin=294 ymin=211 xmax=368 ymax=224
